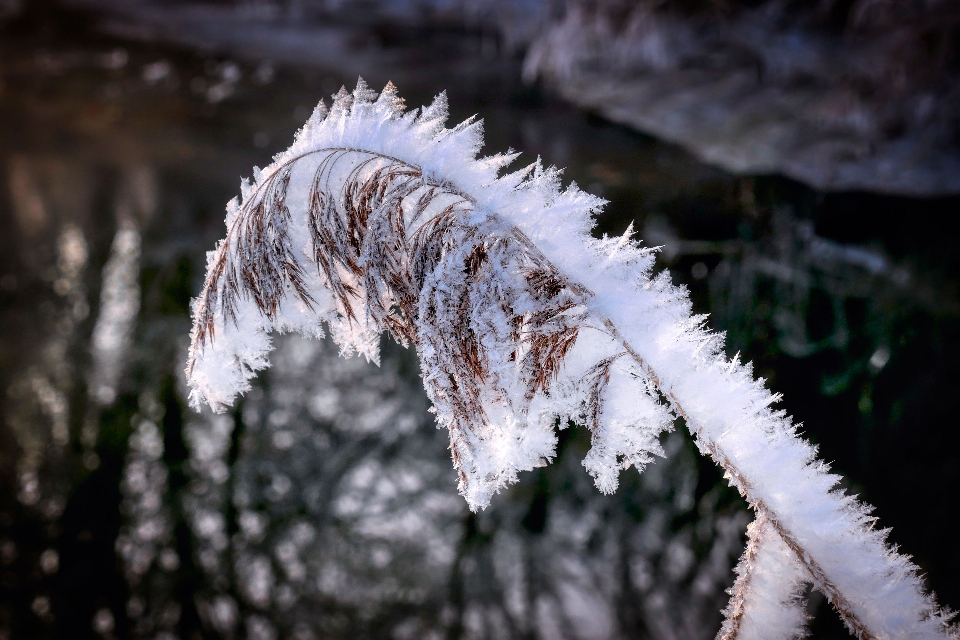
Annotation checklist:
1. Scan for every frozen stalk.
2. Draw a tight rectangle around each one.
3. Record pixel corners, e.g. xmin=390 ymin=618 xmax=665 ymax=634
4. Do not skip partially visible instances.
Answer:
xmin=186 ymin=80 xmax=956 ymax=640
xmin=717 ymin=513 xmax=809 ymax=640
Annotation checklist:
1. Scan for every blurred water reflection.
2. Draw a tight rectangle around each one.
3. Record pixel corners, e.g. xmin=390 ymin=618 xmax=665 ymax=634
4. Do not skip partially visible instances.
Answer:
xmin=1 ymin=3 xmax=959 ymax=640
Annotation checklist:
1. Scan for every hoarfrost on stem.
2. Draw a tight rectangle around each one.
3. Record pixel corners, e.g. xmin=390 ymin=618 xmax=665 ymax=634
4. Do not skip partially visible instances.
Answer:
xmin=186 ymin=80 xmax=956 ymax=640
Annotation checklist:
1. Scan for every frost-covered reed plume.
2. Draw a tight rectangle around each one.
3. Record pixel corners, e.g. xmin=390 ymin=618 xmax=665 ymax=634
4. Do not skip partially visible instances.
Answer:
xmin=187 ymin=80 xmax=955 ymax=640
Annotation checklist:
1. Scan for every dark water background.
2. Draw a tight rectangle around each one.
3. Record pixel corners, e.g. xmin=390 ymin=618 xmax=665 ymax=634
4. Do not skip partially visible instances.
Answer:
xmin=1 ymin=2 xmax=959 ymax=639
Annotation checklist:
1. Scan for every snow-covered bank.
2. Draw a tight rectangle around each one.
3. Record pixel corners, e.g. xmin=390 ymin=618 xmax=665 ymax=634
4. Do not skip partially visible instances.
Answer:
xmin=34 ymin=0 xmax=960 ymax=195
xmin=524 ymin=0 xmax=960 ymax=195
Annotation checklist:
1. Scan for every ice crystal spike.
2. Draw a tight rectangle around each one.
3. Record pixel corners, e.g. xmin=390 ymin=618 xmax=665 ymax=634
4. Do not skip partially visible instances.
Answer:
xmin=187 ymin=80 xmax=956 ymax=640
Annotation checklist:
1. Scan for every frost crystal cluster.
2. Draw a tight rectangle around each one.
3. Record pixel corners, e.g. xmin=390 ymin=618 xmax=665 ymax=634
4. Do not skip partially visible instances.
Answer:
xmin=187 ymin=80 xmax=955 ymax=639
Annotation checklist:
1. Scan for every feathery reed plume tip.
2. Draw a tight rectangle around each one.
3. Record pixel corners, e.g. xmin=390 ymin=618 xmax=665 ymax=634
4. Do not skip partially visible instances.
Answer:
xmin=187 ymin=79 xmax=956 ymax=640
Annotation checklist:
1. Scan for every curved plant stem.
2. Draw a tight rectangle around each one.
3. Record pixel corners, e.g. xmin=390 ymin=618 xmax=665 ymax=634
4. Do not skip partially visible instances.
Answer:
xmin=597 ymin=316 xmax=873 ymax=639
xmin=188 ymin=138 xmax=936 ymax=640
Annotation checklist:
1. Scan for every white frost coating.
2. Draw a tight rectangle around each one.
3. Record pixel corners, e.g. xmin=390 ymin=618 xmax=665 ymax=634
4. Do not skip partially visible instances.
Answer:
xmin=718 ymin=514 xmax=809 ymax=640
xmin=187 ymin=80 xmax=956 ymax=639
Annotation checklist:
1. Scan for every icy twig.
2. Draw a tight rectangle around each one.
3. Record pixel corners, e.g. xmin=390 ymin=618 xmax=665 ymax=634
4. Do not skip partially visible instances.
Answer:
xmin=187 ymin=80 xmax=956 ymax=640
